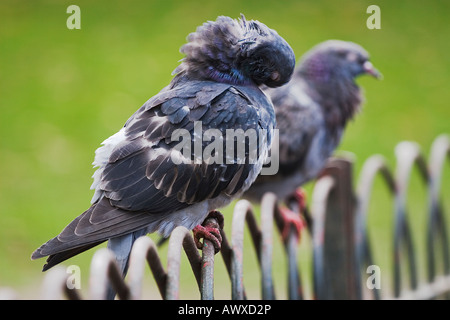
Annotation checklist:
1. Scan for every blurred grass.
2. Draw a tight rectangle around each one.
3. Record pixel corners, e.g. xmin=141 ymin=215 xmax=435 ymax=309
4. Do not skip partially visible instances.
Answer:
xmin=0 ymin=0 xmax=449 ymax=298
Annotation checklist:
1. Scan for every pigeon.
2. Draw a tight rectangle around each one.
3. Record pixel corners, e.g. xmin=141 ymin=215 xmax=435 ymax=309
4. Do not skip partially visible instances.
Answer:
xmin=31 ymin=14 xmax=295 ymax=284
xmin=243 ymin=40 xmax=381 ymax=240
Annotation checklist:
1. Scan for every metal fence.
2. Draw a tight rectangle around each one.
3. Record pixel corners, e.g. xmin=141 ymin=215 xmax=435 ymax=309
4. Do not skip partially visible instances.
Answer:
xmin=18 ymin=134 xmax=450 ymax=299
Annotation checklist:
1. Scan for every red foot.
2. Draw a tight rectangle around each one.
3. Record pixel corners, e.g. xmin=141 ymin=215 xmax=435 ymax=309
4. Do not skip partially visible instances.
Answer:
xmin=293 ymin=188 xmax=307 ymax=212
xmin=193 ymin=211 xmax=224 ymax=254
xmin=278 ymin=205 xmax=306 ymax=243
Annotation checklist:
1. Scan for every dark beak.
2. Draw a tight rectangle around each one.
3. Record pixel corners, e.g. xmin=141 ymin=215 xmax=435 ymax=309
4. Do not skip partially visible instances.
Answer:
xmin=363 ymin=61 xmax=382 ymax=79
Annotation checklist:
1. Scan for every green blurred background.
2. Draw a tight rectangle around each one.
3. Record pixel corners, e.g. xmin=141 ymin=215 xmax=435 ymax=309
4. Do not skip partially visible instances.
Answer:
xmin=1 ymin=0 xmax=449 ymax=299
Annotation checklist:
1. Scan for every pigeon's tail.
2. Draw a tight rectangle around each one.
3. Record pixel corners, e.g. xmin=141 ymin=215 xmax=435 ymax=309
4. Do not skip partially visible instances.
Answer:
xmin=31 ymin=197 xmax=157 ymax=271
xmin=40 ymin=242 xmax=105 ymax=272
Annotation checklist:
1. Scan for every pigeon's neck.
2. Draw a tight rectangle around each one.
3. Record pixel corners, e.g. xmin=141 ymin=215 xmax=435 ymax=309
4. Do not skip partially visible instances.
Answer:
xmin=204 ymin=66 xmax=252 ymax=86
xmin=315 ymin=79 xmax=362 ymax=132
xmin=173 ymin=62 xmax=253 ymax=87
xmin=300 ymin=76 xmax=361 ymax=135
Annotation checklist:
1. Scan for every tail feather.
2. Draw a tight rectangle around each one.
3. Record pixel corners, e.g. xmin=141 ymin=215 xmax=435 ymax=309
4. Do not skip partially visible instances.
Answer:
xmin=31 ymin=197 xmax=160 ymax=271
xmin=41 ymin=242 xmax=105 ymax=271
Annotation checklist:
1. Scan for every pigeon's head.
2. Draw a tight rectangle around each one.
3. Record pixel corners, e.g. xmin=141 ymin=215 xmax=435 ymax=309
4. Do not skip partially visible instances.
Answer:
xmin=175 ymin=15 xmax=295 ymax=88
xmin=299 ymin=40 xmax=382 ymax=83
xmin=237 ymin=16 xmax=296 ymax=88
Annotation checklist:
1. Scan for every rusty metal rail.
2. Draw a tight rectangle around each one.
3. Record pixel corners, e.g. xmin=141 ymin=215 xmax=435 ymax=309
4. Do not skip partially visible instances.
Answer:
xmin=351 ymin=135 xmax=450 ymax=299
xmin=34 ymin=192 xmax=303 ymax=300
xmin=4 ymin=134 xmax=448 ymax=300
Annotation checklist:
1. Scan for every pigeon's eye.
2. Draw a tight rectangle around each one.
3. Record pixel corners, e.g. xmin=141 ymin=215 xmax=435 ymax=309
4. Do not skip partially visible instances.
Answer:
xmin=336 ymin=50 xmax=347 ymax=58
xmin=270 ymin=71 xmax=280 ymax=81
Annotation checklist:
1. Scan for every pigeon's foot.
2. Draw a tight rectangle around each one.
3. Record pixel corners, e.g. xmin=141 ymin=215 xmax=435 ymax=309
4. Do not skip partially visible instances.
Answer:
xmin=193 ymin=211 xmax=224 ymax=254
xmin=293 ymin=187 xmax=307 ymax=212
xmin=278 ymin=205 xmax=306 ymax=244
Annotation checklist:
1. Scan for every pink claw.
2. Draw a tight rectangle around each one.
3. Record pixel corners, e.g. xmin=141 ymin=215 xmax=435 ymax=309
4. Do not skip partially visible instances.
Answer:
xmin=192 ymin=211 xmax=224 ymax=254
xmin=278 ymin=205 xmax=306 ymax=243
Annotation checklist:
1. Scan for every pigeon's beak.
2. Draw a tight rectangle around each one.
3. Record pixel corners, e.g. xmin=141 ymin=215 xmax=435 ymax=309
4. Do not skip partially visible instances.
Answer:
xmin=363 ymin=61 xmax=382 ymax=79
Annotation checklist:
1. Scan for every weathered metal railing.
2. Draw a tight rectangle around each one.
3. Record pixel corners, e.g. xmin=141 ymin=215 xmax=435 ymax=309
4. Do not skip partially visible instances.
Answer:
xmin=4 ymin=134 xmax=448 ymax=299
xmin=352 ymin=135 xmax=450 ymax=299
xmin=313 ymin=135 xmax=450 ymax=299
xmin=36 ymin=192 xmax=301 ymax=300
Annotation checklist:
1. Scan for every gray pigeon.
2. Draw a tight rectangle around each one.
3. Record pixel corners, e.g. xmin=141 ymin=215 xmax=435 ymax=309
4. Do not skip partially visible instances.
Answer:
xmin=31 ymin=15 xmax=295 ymax=278
xmin=244 ymin=40 xmax=381 ymax=238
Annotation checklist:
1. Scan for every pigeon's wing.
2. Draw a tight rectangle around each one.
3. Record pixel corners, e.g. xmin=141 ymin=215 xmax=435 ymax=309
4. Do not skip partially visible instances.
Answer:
xmin=104 ymin=82 xmax=267 ymax=212
xmin=32 ymin=81 xmax=272 ymax=269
